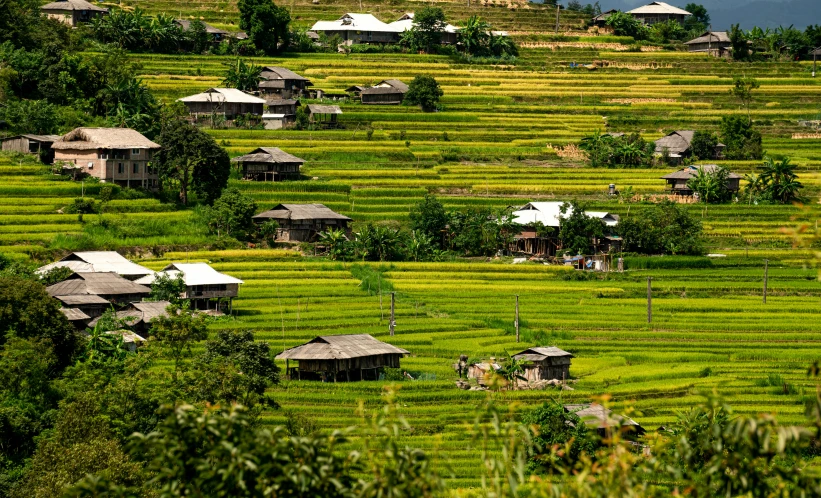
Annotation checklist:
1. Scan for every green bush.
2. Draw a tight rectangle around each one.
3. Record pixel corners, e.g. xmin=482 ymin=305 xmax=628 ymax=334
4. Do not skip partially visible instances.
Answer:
xmin=623 ymin=256 xmax=713 ymax=270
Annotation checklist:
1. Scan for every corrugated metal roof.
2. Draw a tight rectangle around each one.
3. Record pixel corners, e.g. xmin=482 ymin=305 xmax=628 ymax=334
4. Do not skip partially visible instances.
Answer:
xmin=60 ymin=307 xmax=91 ymax=321
xmin=627 ymin=1 xmax=691 ymax=15
xmin=253 ymin=203 xmax=351 ymax=222
xmin=88 ymin=300 xmax=170 ymax=327
xmin=388 ymin=13 xmax=460 ymax=34
xmin=52 ymin=128 xmax=159 ymax=150
xmin=564 ymin=403 xmax=643 ymax=430
xmin=174 ymin=19 xmax=226 ymax=34
xmin=261 ymin=66 xmax=310 ymax=82
xmin=276 ymin=334 xmax=409 ymax=360
xmin=311 ymin=13 xmax=403 ymax=33
xmin=1 ymin=134 xmax=61 ymax=142
xmin=513 ymin=346 xmax=573 ymax=360
xmin=135 ymin=263 xmax=243 ymax=286
xmin=55 ymin=294 xmax=111 ymax=305
xmin=48 ymin=273 xmax=151 ymax=297
xmin=512 ymin=202 xmax=619 ymax=228
xmin=106 ymin=329 xmax=146 ymax=344
xmin=361 ymin=87 xmax=404 ymax=96
xmin=266 ymin=98 xmax=299 ymax=106
xmin=38 ymin=251 xmax=153 ymax=277
xmin=376 ymin=79 xmax=409 ymax=92
xmin=41 ymin=0 xmax=107 ymax=11
xmin=307 ymin=104 xmax=342 ymax=115
xmin=178 ymin=88 xmax=266 ymax=104
xmin=685 ymin=31 xmax=730 ymax=45
xmin=231 ymin=147 xmax=304 ymax=164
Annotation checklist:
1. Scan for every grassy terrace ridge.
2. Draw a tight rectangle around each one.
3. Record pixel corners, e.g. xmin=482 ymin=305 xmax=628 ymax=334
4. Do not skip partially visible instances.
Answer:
xmin=6 ymin=6 xmax=821 ymax=487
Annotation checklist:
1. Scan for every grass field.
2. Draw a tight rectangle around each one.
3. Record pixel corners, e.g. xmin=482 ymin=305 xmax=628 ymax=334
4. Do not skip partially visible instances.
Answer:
xmin=5 ymin=4 xmax=821 ymax=487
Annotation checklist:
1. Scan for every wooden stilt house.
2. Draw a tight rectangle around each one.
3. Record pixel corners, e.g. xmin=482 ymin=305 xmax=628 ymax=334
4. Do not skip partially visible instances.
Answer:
xmin=276 ymin=334 xmax=409 ymax=382
xmin=512 ymin=346 xmax=573 ymax=382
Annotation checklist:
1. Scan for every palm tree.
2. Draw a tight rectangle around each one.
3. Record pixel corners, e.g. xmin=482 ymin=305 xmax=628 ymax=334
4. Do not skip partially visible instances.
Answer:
xmin=759 ymin=156 xmax=803 ymax=203
xmin=222 ymin=59 xmax=263 ymax=92
xmin=458 ymin=16 xmax=490 ymax=56
xmin=579 ymin=130 xmax=613 ymax=167
xmin=742 ymin=172 xmax=762 ymax=205
xmin=318 ymin=228 xmax=348 ymax=260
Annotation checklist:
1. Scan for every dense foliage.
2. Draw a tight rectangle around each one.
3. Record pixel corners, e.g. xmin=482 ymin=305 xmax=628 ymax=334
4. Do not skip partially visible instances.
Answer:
xmin=579 ymin=132 xmax=654 ymax=168
xmin=617 ymin=201 xmax=703 ymax=255
xmin=404 ymin=75 xmax=443 ymax=112
xmin=557 ymin=201 xmax=605 ymax=255
xmin=238 ymin=0 xmax=290 ymax=55
xmin=720 ymin=116 xmax=764 ymax=160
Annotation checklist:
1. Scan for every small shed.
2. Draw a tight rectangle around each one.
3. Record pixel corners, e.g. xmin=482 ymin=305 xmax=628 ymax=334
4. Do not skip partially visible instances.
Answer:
xmin=178 ymin=88 xmax=265 ymax=119
xmin=60 ymin=307 xmax=91 ymax=330
xmin=512 ymin=346 xmax=573 ymax=382
xmin=661 ymin=164 xmax=741 ymax=196
xmin=306 ymin=104 xmax=342 ymax=128
xmin=135 ymin=263 xmax=243 ymax=313
xmin=263 ymin=99 xmax=299 ymax=129
xmin=564 ymin=403 xmax=646 ymax=438
xmin=87 ymin=300 xmax=170 ymax=334
xmin=685 ymin=31 xmax=731 ymax=57
xmin=104 ymin=329 xmax=147 ymax=352
xmin=54 ymin=295 xmax=110 ymax=319
xmin=654 ymin=130 xmax=725 ymax=162
xmin=1 ymin=134 xmax=61 ymax=162
xmin=591 ymin=9 xmax=618 ymax=27
xmin=231 ymin=147 xmax=304 ymax=181
xmin=40 ymin=0 xmax=108 ymax=27
xmin=47 ymin=272 xmax=152 ymax=316
xmin=174 ymin=19 xmax=227 ymax=42
xmin=466 ymin=360 xmax=502 ymax=386
xmin=361 ymin=79 xmax=408 ymax=105
xmin=252 ymin=203 xmax=352 ymax=242
xmin=276 ymin=334 xmax=409 ymax=381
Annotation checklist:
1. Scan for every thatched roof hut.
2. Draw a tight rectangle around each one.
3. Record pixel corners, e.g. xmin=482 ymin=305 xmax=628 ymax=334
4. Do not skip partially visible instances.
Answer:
xmin=41 ymin=0 xmax=107 ymax=26
xmin=252 ymin=203 xmax=351 ymax=242
xmin=231 ymin=147 xmax=304 ymax=181
xmin=661 ymin=164 xmax=741 ymax=196
xmin=276 ymin=334 xmax=409 ymax=381
xmin=512 ymin=346 xmax=573 ymax=382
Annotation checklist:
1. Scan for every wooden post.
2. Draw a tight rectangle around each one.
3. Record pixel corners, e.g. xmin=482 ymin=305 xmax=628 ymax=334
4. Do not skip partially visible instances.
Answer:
xmin=389 ymin=292 xmax=395 ymax=336
xmin=555 ymin=5 xmax=560 ymax=34
xmin=515 ymin=295 xmax=520 ymax=343
xmin=763 ymin=259 xmax=769 ymax=304
xmin=286 ymin=359 xmax=289 ymax=380
xmin=647 ymin=277 xmax=652 ymax=323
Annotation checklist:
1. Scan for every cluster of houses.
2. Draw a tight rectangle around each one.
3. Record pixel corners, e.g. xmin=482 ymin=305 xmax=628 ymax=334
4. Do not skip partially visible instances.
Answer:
xmin=40 ymin=251 xmax=244 ymax=344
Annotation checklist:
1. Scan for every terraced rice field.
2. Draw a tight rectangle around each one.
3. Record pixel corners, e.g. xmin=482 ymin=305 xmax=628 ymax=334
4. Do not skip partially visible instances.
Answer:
xmin=4 ymin=1 xmax=821 ymax=486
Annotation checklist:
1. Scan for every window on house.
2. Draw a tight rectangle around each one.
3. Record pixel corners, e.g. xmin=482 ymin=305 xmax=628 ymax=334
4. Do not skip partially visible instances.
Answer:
xmin=132 ymin=149 xmax=140 ymax=157
xmin=133 ymin=163 xmax=139 ymax=174
xmin=117 ymin=163 xmax=124 ymax=174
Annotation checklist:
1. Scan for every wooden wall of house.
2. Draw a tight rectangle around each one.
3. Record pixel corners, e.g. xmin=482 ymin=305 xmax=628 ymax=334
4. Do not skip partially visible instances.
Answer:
xmin=296 ymin=353 xmax=402 ymax=373
xmin=362 ymin=93 xmax=403 ymax=105
xmin=184 ymin=101 xmax=263 ymax=117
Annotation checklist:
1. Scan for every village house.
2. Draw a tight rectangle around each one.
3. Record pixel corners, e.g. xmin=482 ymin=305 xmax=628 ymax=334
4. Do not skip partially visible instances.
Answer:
xmin=252 ymin=203 xmax=352 ymax=242
xmin=661 ymin=164 xmax=741 ymax=196
xmin=103 ymin=330 xmax=147 ymax=351
xmin=231 ymin=147 xmax=303 ymax=181
xmin=258 ymin=67 xmax=313 ymax=99
xmin=654 ymin=130 xmax=725 ymax=162
xmin=87 ymin=300 xmax=170 ymax=334
xmin=564 ymin=403 xmax=646 ymax=438
xmin=310 ymin=13 xmax=402 ymax=46
xmin=684 ymin=31 xmax=731 ymax=57
xmin=135 ymin=262 xmax=243 ymax=313
xmin=37 ymin=251 xmax=154 ymax=281
xmin=178 ymin=88 xmax=266 ymax=120
xmin=627 ymin=1 xmax=691 ymax=25
xmin=276 ymin=334 xmax=409 ymax=382
xmin=263 ymin=99 xmax=300 ymax=129
xmin=510 ymin=202 xmax=620 ymax=257
xmin=388 ymin=13 xmax=460 ymax=45
xmin=174 ymin=19 xmax=228 ymax=43
xmin=0 ymin=134 xmax=61 ymax=162
xmin=40 ymin=0 xmax=108 ymax=27
xmin=360 ymin=79 xmax=409 ymax=105
xmin=60 ymin=307 xmax=92 ymax=330
xmin=55 ymin=295 xmax=110 ymax=320
xmin=512 ymin=346 xmax=573 ymax=382
xmin=47 ymin=272 xmax=152 ymax=317
xmin=591 ymin=9 xmax=618 ymax=28
xmin=50 ymin=128 xmax=161 ymax=188
xmin=306 ymin=104 xmax=342 ymax=128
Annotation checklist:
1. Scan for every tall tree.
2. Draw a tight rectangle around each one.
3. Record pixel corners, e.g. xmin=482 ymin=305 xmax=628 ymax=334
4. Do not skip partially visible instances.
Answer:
xmin=759 ymin=156 xmax=803 ymax=204
xmin=238 ymin=0 xmax=290 ymax=55
xmin=155 ymin=116 xmax=231 ymax=204
xmin=558 ymin=202 xmax=605 ymax=255
xmin=149 ymin=303 xmax=208 ymax=386
xmin=409 ymin=195 xmax=449 ymax=249
xmin=222 ymin=58 xmax=263 ymax=91
xmin=729 ymin=24 xmax=751 ymax=61
xmin=404 ymin=75 xmax=443 ymax=112
xmin=684 ymin=3 xmax=710 ymax=27
xmin=410 ymin=7 xmax=446 ymax=53
xmin=729 ymin=75 xmax=759 ymax=119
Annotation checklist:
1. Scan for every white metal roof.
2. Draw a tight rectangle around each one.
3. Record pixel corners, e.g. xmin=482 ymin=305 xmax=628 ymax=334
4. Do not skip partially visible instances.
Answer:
xmin=135 ymin=262 xmax=243 ymax=286
xmin=178 ymin=88 xmax=266 ymax=104
xmin=511 ymin=202 xmax=619 ymax=228
xmin=37 ymin=251 xmax=153 ymax=277
xmin=311 ymin=13 xmax=403 ymax=33
xmin=627 ymin=1 xmax=691 ymax=15
xmin=387 ymin=13 xmax=460 ymax=33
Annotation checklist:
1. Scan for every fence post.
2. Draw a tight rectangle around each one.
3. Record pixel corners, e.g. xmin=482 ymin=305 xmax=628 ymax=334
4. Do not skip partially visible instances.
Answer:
xmin=515 ymin=295 xmax=520 ymax=343
xmin=390 ymin=292 xmax=395 ymax=336
xmin=647 ymin=277 xmax=652 ymax=324
xmin=763 ymin=259 xmax=768 ymax=304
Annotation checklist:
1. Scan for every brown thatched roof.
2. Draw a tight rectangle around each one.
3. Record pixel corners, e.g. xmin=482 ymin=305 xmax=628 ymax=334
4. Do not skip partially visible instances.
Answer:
xmin=54 ymin=294 xmax=110 ymax=306
xmin=513 ymin=346 xmax=573 ymax=362
xmin=361 ymin=87 xmax=404 ymax=96
xmin=60 ymin=307 xmax=91 ymax=321
xmin=661 ymin=164 xmax=741 ymax=180
xmin=87 ymin=300 xmax=170 ymax=328
xmin=52 ymin=128 xmax=159 ymax=150
xmin=231 ymin=147 xmax=304 ymax=164
xmin=276 ymin=334 xmax=409 ymax=360
xmin=307 ymin=104 xmax=342 ymax=115
xmin=41 ymin=0 xmax=107 ymax=12
xmin=1 ymin=134 xmax=61 ymax=143
xmin=564 ymin=403 xmax=645 ymax=433
xmin=253 ymin=203 xmax=351 ymax=222
xmin=685 ymin=31 xmax=730 ymax=45
xmin=47 ymin=272 xmax=151 ymax=297
xmin=377 ymin=79 xmax=409 ymax=92
xmin=266 ymin=98 xmax=299 ymax=107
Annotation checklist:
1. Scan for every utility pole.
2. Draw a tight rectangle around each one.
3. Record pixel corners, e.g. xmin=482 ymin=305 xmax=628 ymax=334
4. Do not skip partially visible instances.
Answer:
xmin=813 ymin=47 xmax=819 ymax=78
xmin=389 ymin=292 xmax=396 ymax=336
xmin=763 ymin=259 xmax=769 ymax=304
xmin=555 ymin=5 xmax=560 ymax=34
xmin=708 ymin=24 xmax=712 ymax=56
xmin=647 ymin=277 xmax=652 ymax=324
xmin=515 ymin=295 xmax=520 ymax=343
